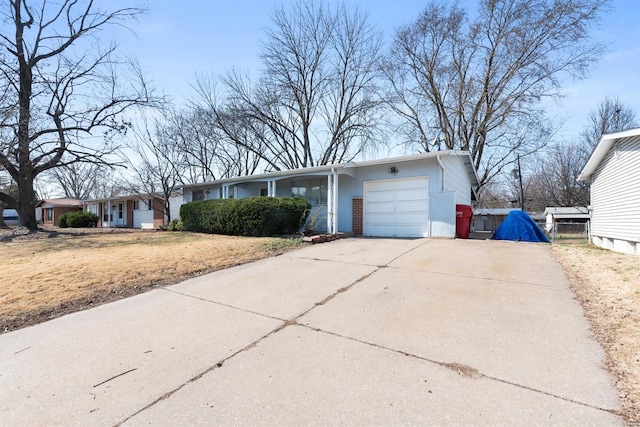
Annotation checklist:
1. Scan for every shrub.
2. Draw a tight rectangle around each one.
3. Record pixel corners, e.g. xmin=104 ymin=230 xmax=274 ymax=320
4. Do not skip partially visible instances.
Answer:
xmin=180 ymin=197 xmax=311 ymax=237
xmin=56 ymin=211 xmax=99 ymax=228
xmin=165 ymin=219 xmax=183 ymax=231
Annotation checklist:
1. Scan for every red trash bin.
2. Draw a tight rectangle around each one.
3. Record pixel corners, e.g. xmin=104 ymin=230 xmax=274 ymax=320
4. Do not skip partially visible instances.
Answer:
xmin=455 ymin=204 xmax=473 ymax=239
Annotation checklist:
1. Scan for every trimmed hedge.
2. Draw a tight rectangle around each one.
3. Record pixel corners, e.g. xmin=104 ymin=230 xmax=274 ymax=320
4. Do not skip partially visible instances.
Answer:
xmin=180 ymin=197 xmax=311 ymax=237
xmin=56 ymin=211 xmax=99 ymax=228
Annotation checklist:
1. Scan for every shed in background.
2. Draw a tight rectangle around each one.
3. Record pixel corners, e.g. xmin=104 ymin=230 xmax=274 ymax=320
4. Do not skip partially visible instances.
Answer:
xmin=544 ymin=207 xmax=590 ymax=231
xmin=472 ymin=208 xmax=519 ymax=232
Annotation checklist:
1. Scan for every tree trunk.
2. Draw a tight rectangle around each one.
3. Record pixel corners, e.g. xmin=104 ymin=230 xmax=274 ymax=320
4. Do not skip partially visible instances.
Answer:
xmin=0 ymin=206 xmax=7 ymax=228
xmin=17 ymin=173 xmax=38 ymax=229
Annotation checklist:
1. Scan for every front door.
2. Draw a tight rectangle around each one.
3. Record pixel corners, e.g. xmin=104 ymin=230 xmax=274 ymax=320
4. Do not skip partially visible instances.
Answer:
xmin=116 ymin=202 xmax=125 ymax=226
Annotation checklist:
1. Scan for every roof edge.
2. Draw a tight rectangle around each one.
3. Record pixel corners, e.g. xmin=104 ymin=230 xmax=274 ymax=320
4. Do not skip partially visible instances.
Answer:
xmin=578 ymin=127 xmax=640 ymax=181
xmin=178 ymin=150 xmax=480 ymax=190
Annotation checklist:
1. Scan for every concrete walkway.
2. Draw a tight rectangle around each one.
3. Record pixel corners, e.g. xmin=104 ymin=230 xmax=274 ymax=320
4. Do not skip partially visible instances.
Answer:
xmin=0 ymin=238 xmax=622 ymax=425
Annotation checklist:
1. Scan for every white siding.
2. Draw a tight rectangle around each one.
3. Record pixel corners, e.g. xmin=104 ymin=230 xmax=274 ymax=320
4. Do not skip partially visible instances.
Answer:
xmin=430 ymin=192 xmax=456 ymax=237
xmin=442 ymin=156 xmax=473 ymax=205
xmin=591 ymin=136 xmax=640 ymax=244
xmin=133 ymin=210 xmax=154 ymax=229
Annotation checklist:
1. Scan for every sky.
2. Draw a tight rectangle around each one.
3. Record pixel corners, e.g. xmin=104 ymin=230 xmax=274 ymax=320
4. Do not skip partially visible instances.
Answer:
xmin=106 ymin=0 xmax=640 ymax=147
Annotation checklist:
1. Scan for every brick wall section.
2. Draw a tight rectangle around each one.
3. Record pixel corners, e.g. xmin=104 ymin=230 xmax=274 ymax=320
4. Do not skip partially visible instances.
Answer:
xmin=352 ymin=197 xmax=363 ymax=235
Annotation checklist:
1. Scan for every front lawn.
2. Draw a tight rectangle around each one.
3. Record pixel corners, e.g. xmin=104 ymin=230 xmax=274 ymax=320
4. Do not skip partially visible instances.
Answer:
xmin=0 ymin=229 xmax=303 ymax=332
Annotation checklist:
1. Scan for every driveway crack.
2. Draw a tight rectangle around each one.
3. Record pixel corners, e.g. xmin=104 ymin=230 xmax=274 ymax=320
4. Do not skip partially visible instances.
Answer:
xmin=161 ymin=288 xmax=285 ymax=322
xmin=114 ymin=318 xmax=295 ymax=426
xmin=117 ymin=263 xmax=380 ymax=425
xmin=299 ymin=325 xmax=622 ymax=418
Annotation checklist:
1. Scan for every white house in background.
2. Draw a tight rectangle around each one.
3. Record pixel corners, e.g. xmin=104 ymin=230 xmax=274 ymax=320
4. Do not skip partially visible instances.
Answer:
xmin=83 ymin=194 xmax=166 ymax=229
xmin=544 ymin=207 xmax=590 ymax=232
xmin=179 ymin=151 xmax=479 ymax=238
xmin=577 ymin=127 xmax=640 ymax=255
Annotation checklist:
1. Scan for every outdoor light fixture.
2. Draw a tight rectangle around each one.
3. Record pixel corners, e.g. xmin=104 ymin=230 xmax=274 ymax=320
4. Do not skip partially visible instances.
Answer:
xmin=389 ymin=166 xmax=399 ymax=175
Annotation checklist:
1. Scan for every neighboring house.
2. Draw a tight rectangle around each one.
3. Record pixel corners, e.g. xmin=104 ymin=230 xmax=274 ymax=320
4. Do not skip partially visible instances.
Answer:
xmin=2 ymin=208 xmax=19 ymax=226
xmin=544 ymin=207 xmax=590 ymax=231
xmin=577 ymin=127 xmax=640 ymax=255
xmin=471 ymin=208 xmax=519 ymax=232
xmin=83 ymin=194 xmax=166 ymax=229
xmin=180 ymin=151 xmax=480 ymax=238
xmin=36 ymin=198 xmax=82 ymax=227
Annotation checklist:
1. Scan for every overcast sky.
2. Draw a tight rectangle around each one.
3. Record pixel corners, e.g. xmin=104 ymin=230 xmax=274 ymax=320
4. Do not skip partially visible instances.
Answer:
xmin=120 ymin=0 xmax=639 ymax=143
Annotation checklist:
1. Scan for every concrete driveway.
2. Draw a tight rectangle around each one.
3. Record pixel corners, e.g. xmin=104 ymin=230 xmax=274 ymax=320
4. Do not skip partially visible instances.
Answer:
xmin=0 ymin=238 xmax=622 ymax=425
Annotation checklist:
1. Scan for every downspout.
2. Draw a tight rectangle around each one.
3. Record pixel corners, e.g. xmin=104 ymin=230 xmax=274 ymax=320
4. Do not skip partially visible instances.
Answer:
xmin=436 ymin=155 xmax=445 ymax=192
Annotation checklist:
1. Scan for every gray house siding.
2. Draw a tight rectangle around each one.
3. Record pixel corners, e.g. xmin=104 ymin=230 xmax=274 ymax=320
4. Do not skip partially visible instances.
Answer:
xmin=441 ymin=155 xmax=473 ymax=206
xmin=177 ymin=152 xmax=478 ymax=238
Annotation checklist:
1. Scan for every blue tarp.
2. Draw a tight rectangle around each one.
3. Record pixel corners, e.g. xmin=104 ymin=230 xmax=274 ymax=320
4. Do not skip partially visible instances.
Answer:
xmin=492 ymin=210 xmax=550 ymax=243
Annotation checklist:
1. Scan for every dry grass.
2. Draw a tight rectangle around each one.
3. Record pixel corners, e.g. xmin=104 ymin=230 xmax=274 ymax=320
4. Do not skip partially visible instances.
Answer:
xmin=552 ymin=243 xmax=640 ymax=425
xmin=0 ymin=230 xmax=303 ymax=332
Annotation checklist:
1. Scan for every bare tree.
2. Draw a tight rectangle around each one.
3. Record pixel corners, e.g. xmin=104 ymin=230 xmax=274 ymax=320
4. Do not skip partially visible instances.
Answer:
xmin=475 ymin=180 xmax=511 ymax=209
xmin=385 ymin=0 xmax=609 ymax=188
xmin=580 ymin=96 xmax=638 ymax=151
xmin=125 ymin=113 xmax=187 ymax=224
xmin=185 ymin=77 xmax=269 ymax=178
xmin=0 ymin=0 xmax=157 ymax=229
xmin=44 ymin=161 xmax=108 ymax=200
xmin=218 ymin=0 xmax=383 ymax=171
xmin=524 ymin=143 xmax=590 ymax=210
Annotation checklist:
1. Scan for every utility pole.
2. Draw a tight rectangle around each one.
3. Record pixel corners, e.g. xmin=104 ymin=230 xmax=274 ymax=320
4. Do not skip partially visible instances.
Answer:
xmin=517 ymin=154 xmax=524 ymax=211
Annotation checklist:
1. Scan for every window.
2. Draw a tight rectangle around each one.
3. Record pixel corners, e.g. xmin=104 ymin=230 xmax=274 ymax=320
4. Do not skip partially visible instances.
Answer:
xmin=46 ymin=208 xmax=52 ymax=221
xmin=147 ymin=199 xmax=153 ymax=210
xmin=118 ymin=203 xmax=123 ymax=219
xmin=260 ymin=188 xmax=268 ymax=197
xmin=291 ymin=183 xmax=307 ymax=199
xmin=291 ymin=179 xmax=327 ymax=205
xmin=133 ymin=200 xmax=139 ymax=210
xmin=310 ymin=183 xmax=326 ymax=205
xmin=192 ymin=190 xmax=205 ymax=201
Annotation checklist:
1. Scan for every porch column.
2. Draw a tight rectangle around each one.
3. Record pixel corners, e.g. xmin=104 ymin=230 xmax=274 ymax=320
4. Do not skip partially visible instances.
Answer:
xmin=327 ymin=170 xmax=335 ymax=234
xmin=332 ymin=169 xmax=339 ymax=234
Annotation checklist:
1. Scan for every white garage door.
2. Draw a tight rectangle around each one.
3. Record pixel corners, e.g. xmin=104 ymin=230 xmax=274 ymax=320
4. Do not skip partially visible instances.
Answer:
xmin=363 ymin=176 xmax=429 ymax=237
xmin=133 ymin=209 xmax=154 ymax=229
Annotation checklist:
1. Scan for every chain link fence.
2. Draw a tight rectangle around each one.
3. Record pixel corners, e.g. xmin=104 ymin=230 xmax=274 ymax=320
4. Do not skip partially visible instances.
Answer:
xmin=544 ymin=221 xmax=590 ymax=244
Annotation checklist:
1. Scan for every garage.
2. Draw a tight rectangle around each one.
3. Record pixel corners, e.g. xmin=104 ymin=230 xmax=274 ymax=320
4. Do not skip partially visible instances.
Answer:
xmin=363 ymin=177 xmax=429 ymax=237
xmin=133 ymin=209 xmax=154 ymax=229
